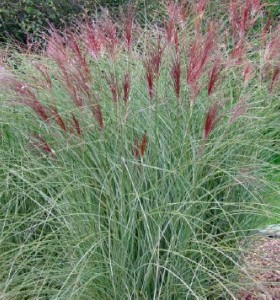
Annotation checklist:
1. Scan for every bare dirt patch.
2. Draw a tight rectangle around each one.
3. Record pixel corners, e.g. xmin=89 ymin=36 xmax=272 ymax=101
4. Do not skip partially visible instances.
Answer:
xmin=237 ymin=236 xmax=280 ymax=300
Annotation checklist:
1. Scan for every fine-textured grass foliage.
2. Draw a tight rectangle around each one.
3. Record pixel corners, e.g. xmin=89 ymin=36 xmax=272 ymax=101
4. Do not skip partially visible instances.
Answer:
xmin=0 ymin=1 xmax=279 ymax=299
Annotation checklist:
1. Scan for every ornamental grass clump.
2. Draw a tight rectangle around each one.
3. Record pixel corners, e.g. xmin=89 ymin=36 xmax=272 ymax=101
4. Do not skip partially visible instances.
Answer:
xmin=0 ymin=1 xmax=279 ymax=299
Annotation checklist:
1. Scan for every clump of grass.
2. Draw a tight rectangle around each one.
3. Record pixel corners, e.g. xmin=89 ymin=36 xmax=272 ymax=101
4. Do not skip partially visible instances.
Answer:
xmin=0 ymin=1 xmax=279 ymax=298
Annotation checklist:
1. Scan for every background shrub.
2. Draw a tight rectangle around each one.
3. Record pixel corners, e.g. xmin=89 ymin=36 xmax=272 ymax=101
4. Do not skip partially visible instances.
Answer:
xmin=267 ymin=0 xmax=280 ymax=18
xmin=0 ymin=0 xmax=127 ymax=44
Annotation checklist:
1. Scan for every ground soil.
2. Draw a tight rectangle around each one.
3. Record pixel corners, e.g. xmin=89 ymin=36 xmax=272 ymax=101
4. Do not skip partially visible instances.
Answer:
xmin=237 ymin=236 xmax=280 ymax=300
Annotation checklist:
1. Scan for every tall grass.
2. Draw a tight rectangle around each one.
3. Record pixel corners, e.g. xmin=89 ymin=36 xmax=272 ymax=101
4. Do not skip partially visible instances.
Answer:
xmin=0 ymin=1 xmax=279 ymax=298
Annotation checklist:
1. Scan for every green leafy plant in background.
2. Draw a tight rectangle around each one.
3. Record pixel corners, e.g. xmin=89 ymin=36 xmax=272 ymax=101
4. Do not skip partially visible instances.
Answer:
xmin=266 ymin=0 xmax=280 ymax=18
xmin=0 ymin=0 xmax=127 ymax=44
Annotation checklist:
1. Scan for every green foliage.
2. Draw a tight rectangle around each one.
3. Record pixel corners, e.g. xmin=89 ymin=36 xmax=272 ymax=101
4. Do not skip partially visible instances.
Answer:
xmin=266 ymin=0 xmax=280 ymax=18
xmin=0 ymin=0 xmax=127 ymax=43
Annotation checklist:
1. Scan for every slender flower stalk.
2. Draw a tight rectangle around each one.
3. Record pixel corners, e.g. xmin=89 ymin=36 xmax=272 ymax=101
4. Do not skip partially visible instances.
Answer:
xmin=171 ymin=55 xmax=181 ymax=100
xmin=46 ymin=31 xmax=84 ymax=107
xmin=165 ymin=1 xmax=182 ymax=44
xmin=132 ymin=139 xmax=140 ymax=160
xmin=242 ymin=62 xmax=254 ymax=84
xmin=102 ymin=15 xmax=118 ymax=59
xmin=187 ymin=31 xmax=215 ymax=103
xmin=105 ymin=72 xmax=119 ymax=103
xmin=1 ymin=76 xmax=49 ymax=122
xmin=91 ymin=102 xmax=104 ymax=130
xmin=203 ymin=103 xmax=219 ymax=140
xmin=140 ymin=133 xmax=147 ymax=157
xmin=133 ymin=133 xmax=148 ymax=159
xmin=122 ymin=5 xmax=134 ymax=53
xmin=165 ymin=18 xmax=175 ymax=45
xmin=194 ymin=0 xmax=209 ymax=31
xmin=265 ymin=32 xmax=280 ymax=61
xmin=84 ymin=21 xmax=104 ymax=60
xmin=122 ymin=72 xmax=131 ymax=103
xmin=150 ymin=35 xmax=165 ymax=76
xmin=27 ymin=100 xmax=49 ymax=123
xmin=229 ymin=0 xmax=262 ymax=47
xmin=195 ymin=0 xmax=208 ymax=17
xmin=145 ymin=64 xmax=154 ymax=102
xmin=72 ymin=113 xmax=81 ymax=136
xmin=143 ymin=35 xmax=165 ymax=102
xmin=32 ymin=134 xmax=55 ymax=157
xmin=208 ymin=58 xmax=222 ymax=96
xmin=50 ymin=107 xmax=67 ymax=132
xmin=269 ymin=67 xmax=280 ymax=93
xmin=251 ymin=0 xmax=261 ymax=14
xmin=261 ymin=19 xmax=271 ymax=46
xmin=231 ymin=39 xmax=245 ymax=63
xmin=173 ymin=27 xmax=180 ymax=54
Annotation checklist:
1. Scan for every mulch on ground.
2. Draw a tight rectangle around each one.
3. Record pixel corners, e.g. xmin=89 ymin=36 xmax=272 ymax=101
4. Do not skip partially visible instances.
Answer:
xmin=237 ymin=236 xmax=280 ymax=300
